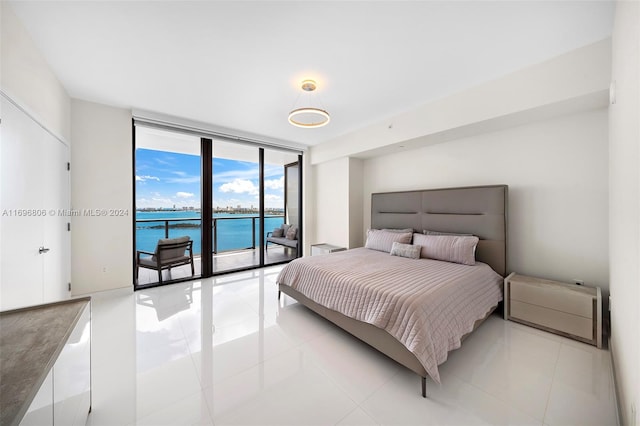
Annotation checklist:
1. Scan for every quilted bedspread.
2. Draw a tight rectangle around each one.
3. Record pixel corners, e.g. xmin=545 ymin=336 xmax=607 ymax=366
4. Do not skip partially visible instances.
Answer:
xmin=276 ymin=247 xmax=503 ymax=382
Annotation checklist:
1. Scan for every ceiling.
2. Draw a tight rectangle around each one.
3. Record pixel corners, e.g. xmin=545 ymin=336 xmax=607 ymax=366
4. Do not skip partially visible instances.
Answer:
xmin=8 ymin=1 xmax=615 ymax=147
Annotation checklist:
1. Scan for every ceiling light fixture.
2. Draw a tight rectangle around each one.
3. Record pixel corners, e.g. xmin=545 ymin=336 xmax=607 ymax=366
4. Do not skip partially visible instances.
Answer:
xmin=288 ymin=79 xmax=330 ymax=128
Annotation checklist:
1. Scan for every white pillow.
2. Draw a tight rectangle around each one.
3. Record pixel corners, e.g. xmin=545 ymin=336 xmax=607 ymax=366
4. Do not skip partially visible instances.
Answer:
xmin=365 ymin=229 xmax=412 ymax=253
xmin=412 ymin=233 xmax=479 ymax=265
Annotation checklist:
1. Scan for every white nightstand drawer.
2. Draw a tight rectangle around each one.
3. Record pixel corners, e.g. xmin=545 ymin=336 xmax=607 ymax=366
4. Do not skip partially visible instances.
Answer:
xmin=510 ymin=300 xmax=593 ymax=340
xmin=311 ymin=243 xmax=346 ymax=256
xmin=510 ymin=280 xmax=594 ymax=318
xmin=504 ymin=273 xmax=602 ymax=348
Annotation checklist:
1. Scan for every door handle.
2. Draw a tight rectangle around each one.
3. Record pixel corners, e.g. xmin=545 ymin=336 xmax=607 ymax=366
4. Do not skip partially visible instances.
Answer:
xmin=38 ymin=246 xmax=50 ymax=254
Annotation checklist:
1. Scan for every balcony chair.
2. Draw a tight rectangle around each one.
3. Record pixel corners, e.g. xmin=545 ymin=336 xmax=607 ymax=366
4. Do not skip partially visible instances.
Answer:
xmin=136 ymin=236 xmax=194 ymax=284
xmin=266 ymin=224 xmax=298 ymax=250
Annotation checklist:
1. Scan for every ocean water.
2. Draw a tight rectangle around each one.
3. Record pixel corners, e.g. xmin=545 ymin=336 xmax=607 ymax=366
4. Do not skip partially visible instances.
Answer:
xmin=136 ymin=211 xmax=285 ymax=255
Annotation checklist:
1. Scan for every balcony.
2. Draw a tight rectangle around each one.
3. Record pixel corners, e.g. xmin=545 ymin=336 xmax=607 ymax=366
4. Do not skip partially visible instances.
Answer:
xmin=135 ymin=215 xmax=297 ymax=286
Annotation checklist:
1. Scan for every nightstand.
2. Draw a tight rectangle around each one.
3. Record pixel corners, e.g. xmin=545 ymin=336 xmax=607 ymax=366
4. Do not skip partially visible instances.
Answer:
xmin=311 ymin=243 xmax=346 ymax=256
xmin=504 ymin=273 xmax=602 ymax=348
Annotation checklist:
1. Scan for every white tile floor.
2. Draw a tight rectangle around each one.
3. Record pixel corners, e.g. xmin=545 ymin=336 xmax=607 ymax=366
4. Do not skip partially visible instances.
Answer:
xmin=86 ymin=265 xmax=618 ymax=426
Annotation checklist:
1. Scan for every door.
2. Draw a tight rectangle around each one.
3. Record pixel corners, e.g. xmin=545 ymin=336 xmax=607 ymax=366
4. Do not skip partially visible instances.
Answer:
xmin=0 ymin=95 xmax=70 ymax=309
xmin=210 ymin=139 xmax=260 ymax=273
xmin=42 ymin=139 xmax=71 ymax=302
xmin=134 ymin=126 xmax=202 ymax=286
xmin=263 ymin=152 xmax=301 ymax=265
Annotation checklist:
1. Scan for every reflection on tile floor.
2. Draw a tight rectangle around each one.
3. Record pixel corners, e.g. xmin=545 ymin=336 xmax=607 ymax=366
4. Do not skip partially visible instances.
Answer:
xmin=87 ymin=265 xmax=618 ymax=426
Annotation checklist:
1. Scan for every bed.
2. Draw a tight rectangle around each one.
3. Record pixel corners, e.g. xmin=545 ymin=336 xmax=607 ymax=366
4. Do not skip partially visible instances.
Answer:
xmin=277 ymin=185 xmax=508 ymax=397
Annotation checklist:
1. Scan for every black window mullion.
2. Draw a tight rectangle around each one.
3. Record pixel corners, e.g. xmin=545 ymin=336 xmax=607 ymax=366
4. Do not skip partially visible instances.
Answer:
xmin=259 ymin=148 xmax=265 ymax=266
xmin=201 ymin=138 xmax=213 ymax=277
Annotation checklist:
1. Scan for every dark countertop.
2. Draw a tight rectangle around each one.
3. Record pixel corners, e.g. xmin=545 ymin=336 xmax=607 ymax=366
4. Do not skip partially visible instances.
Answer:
xmin=0 ymin=297 xmax=91 ymax=426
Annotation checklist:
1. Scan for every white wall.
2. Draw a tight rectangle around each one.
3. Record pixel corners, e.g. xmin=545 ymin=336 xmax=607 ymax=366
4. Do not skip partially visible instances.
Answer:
xmin=311 ymin=39 xmax=610 ymax=165
xmin=310 ymin=40 xmax=611 ymax=283
xmin=1 ymin=2 xmax=72 ymax=308
xmin=302 ymin=154 xmax=315 ymax=256
xmin=2 ymin=2 xmax=132 ymax=299
xmin=70 ymin=99 xmax=132 ymax=295
xmin=609 ymin=1 xmax=640 ymax=424
xmin=348 ymin=158 xmax=364 ymax=248
xmin=362 ymin=109 xmax=609 ymax=293
xmin=0 ymin=2 xmax=71 ymax=143
xmin=313 ymin=157 xmax=351 ymax=249
xmin=312 ymin=156 xmax=365 ymax=251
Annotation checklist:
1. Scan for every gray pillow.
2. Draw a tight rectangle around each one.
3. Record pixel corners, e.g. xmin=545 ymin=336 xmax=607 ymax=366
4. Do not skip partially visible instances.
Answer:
xmin=423 ymin=229 xmax=474 ymax=237
xmin=390 ymin=242 xmax=421 ymax=259
xmin=382 ymin=228 xmax=414 ymax=233
xmin=285 ymin=226 xmax=298 ymax=240
xmin=413 ymin=233 xmax=478 ymax=265
xmin=365 ymin=229 xmax=412 ymax=253
xmin=272 ymin=228 xmax=284 ymax=237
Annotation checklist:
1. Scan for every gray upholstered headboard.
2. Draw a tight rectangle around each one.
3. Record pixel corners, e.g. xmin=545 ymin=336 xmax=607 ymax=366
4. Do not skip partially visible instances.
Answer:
xmin=371 ymin=185 xmax=508 ymax=276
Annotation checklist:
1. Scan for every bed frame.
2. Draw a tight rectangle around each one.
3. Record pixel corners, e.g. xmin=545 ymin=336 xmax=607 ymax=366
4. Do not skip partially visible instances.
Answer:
xmin=278 ymin=185 xmax=508 ymax=397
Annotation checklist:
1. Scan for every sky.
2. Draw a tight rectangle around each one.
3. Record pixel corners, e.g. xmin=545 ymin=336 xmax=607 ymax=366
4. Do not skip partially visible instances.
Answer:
xmin=135 ymin=148 xmax=285 ymax=209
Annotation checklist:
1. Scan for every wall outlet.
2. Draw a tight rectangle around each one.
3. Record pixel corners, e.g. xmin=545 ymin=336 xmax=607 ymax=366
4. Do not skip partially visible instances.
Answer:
xmin=573 ymin=279 xmax=584 ymax=286
xmin=102 ymin=267 xmax=107 ymax=273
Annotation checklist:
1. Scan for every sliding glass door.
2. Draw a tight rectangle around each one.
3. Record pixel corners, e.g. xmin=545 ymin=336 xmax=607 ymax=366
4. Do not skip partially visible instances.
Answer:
xmin=209 ymin=139 xmax=260 ymax=273
xmin=263 ymin=151 xmax=301 ymax=265
xmin=134 ymin=127 xmax=202 ymax=286
xmin=133 ymin=124 xmax=302 ymax=288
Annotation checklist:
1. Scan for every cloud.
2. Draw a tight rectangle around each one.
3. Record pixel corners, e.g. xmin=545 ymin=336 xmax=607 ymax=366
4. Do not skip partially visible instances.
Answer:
xmin=213 ymin=169 xmax=259 ymax=183
xmin=165 ymin=175 xmax=200 ymax=184
xmin=264 ymin=176 xmax=284 ymax=190
xmin=265 ymin=194 xmax=282 ymax=202
xmin=136 ymin=175 xmax=160 ymax=182
xmin=176 ymin=192 xmax=194 ymax=198
xmin=154 ymin=157 xmax=173 ymax=166
xmin=219 ymin=179 xmax=258 ymax=195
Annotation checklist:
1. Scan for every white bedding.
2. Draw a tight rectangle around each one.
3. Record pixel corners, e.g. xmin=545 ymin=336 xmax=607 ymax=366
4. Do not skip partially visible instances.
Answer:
xmin=276 ymin=247 xmax=503 ymax=382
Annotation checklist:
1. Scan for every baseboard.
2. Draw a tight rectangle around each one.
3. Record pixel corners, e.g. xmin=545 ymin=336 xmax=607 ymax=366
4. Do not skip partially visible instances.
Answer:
xmin=609 ymin=336 xmax=623 ymax=426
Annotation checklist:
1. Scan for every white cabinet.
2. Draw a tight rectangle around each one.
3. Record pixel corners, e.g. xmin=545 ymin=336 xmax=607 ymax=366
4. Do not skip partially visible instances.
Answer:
xmin=53 ymin=303 xmax=91 ymax=426
xmin=311 ymin=243 xmax=346 ymax=256
xmin=20 ymin=370 xmax=54 ymax=426
xmin=0 ymin=298 xmax=91 ymax=426
xmin=504 ymin=273 xmax=602 ymax=348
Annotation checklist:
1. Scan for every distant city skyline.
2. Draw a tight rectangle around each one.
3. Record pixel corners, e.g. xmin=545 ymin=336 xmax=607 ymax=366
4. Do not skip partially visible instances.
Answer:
xmin=136 ymin=206 xmax=285 ymax=213
xmin=135 ymin=148 xmax=285 ymax=209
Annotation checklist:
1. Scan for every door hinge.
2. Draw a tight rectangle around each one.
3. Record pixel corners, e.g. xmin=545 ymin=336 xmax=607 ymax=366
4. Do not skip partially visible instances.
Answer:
xmin=68 ymin=282 xmax=71 ymax=292
xmin=67 ymin=222 xmax=71 ymax=231
xmin=67 ymin=162 xmax=70 ymax=171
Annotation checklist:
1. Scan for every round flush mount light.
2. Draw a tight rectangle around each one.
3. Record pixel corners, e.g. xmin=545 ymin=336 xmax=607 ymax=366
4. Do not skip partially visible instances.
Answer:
xmin=288 ymin=80 xmax=331 ymax=128
xmin=288 ymin=107 xmax=331 ymax=128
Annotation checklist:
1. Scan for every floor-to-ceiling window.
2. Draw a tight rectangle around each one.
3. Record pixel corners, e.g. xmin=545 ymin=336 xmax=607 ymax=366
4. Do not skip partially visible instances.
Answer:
xmin=133 ymin=123 xmax=302 ymax=288
xmin=134 ymin=127 xmax=203 ymax=286
xmin=263 ymin=150 xmax=301 ymax=265
xmin=209 ymin=139 xmax=261 ymax=272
